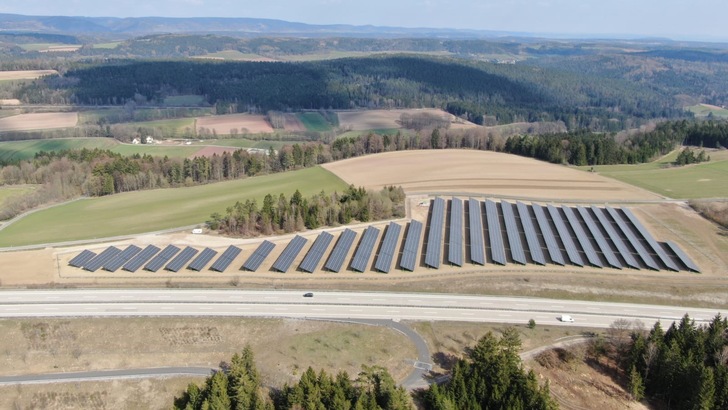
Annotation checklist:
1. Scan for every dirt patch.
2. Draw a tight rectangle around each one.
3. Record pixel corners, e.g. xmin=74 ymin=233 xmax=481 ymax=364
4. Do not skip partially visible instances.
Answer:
xmin=337 ymin=109 xmax=477 ymax=131
xmin=0 ymin=70 xmax=58 ymax=81
xmin=190 ymin=146 xmax=238 ymax=158
xmin=0 ymin=99 xmax=21 ymax=105
xmin=283 ymin=113 xmax=306 ymax=132
xmin=323 ymin=150 xmax=661 ymax=201
xmin=0 ymin=112 xmax=78 ymax=132
xmin=196 ymin=114 xmax=273 ymax=135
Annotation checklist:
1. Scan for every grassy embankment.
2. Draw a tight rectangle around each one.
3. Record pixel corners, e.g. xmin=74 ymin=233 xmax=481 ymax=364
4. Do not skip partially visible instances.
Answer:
xmin=0 ymin=166 xmax=347 ymax=246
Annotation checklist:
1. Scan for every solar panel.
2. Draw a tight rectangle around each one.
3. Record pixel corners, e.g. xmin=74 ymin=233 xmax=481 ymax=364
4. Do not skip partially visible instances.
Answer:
xmin=447 ymin=198 xmax=464 ymax=266
xmin=622 ymin=208 xmax=680 ymax=272
xmin=165 ymin=246 xmax=198 ymax=272
xmin=324 ymin=229 xmax=357 ymax=272
xmin=83 ymin=246 xmax=121 ymax=272
xmin=271 ymin=236 xmax=307 ymax=273
xmin=399 ymin=220 xmax=423 ymax=271
xmin=187 ymin=247 xmax=218 ymax=271
xmin=375 ymin=222 xmax=402 ymax=273
xmin=485 ymin=200 xmax=506 ymax=265
xmin=516 ymin=202 xmax=546 ymax=265
xmin=591 ymin=206 xmax=640 ymax=269
xmin=576 ymin=206 xmax=622 ymax=269
xmin=209 ymin=245 xmax=241 ymax=272
xmin=145 ymin=245 xmax=180 ymax=272
xmin=561 ymin=206 xmax=602 ymax=268
xmin=664 ymin=241 xmax=700 ymax=273
xmin=103 ymin=245 xmax=142 ymax=272
xmin=69 ymin=250 xmax=96 ymax=268
xmin=468 ymin=199 xmax=486 ymax=265
xmin=547 ymin=204 xmax=584 ymax=266
xmin=299 ymin=232 xmax=334 ymax=273
xmin=242 ymin=240 xmax=275 ymax=271
xmin=351 ymin=226 xmax=380 ymax=272
xmin=123 ymin=245 xmax=161 ymax=272
xmin=424 ymin=198 xmax=446 ymax=268
xmin=500 ymin=201 xmax=526 ymax=265
xmin=606 ymin=206 xmax=660 ymax=270
xmin=532 ymin=204 xmax=565 ymax=265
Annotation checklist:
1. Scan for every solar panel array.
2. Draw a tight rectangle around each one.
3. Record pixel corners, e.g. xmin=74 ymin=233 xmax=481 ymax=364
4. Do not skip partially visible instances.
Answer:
xmin=83 ymin=246 xmax=121 ymax=272
xmin=103 ymin=245 xmax=142 ymax=272
xmin=65 ymin=199 xmax=698 ymax=275
xmin=210 ymin=245 xmax=241 ymax=272
xmin=166 ymin=246 xmax=198 ymax=272
xmin=516 ymin=201 xmax=546 ymax=265
xmin=447 ymin=198 xmax=464 ymax=266
xmin=351 ymin=226 xmax=380 ymax=272
xmin=425 ymin=198 xmax=446 ymax=268
xmin=123 ymin=245 xmax=160 ymax=272
xmin=272 ymin=235 xmax=307 ymax=273
xmin=468 ymin=199 xmax=486 ymax=265
xmin=145 ymin=245 xmax=180 ymax=272
xmin=188 ymin=248 xmax=217 ymax=271
xmin=500 ymin=201 xmax=526 ymax=265
xmin=399 ymin=220 xmax=422 ymax=271
xmin=324 ymin=229 xmax=357 ymax=272
xmin=485 ymin=200 xmax=506 ymax=265
xmin=243 ymin=241 xmax=275 ymax=272
xmin=300 ymin=232 xmax=334 ymax=273
xmin=69 ymin=250 xmax=96 ymax=268
xmin=375 ymin=222 xmax=401 ymax=273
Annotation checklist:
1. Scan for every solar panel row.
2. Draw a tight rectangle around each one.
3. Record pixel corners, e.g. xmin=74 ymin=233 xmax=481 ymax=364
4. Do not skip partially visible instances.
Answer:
xmin=123 ymin=245 xmax=161 ymax=272
xmin=69 ymin=250 xmax=96 ymax=268
xmin=324 ymin=229 xmax=357 ymax=272
xmin=532 ymin=204 xmax=565 ymax=265
xmin=351 ymin=226 xmax=380 ymax=272
xmin=664 ymin=241 xmax=700 ymax=273
xmin=501 ymin=201 xmax=526 ymax=265
xmin=166 ymin=246 xmax=198 ymax=272
xmin=424 ymin=198 xmax=446 ymax=268
xmin=591 ymin=206 xmax=640 ymax=269
xmin=188 ymin=247 xmax=218 ymax=271
xmin=243 ymin=241 xmax=275 ymax=272
xmin=562 ymin=206 xmax=602 ymax=268
xmin=576 ymin=206 xmax=622 ymax=269
xmin=300 ymin=232 xmax=334 ymax=273
xmin=103 ymin=245 xmax=142 ymax=272
xmin=516 ymin=201 xmax=546 ymax=265
xmin=399 ymin=220 xmax=422 ymax=271
xmin=468 ymin=199 xmax=486 ymax=265
xmin=485 ymin=200 xmax=506 ymax=265
xmin=83 ymin=246 xmax=121 ymax=272
xmin=622 ymin=208 xmax=680 ymax=272
xmin=210 ymin=245 xmax=242 ymax=272
xmin=145 ymin=245 xmax=180 ymax=272
xmin=606 ymin=207 xmax=660 ymax=270
xmin=272 ymin=236 xmax=307 ymax=273
xmin=447 ymin=198 xmax=464 ymax=266
xmin=375 ymin=222 xmax=401 ymax=273
xmin=547 ymin=205 xmax=584 ymax=266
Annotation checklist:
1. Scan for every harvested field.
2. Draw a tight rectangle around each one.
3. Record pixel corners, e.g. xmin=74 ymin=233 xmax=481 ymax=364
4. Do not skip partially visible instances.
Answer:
xmin=0 ymin=70 xmax=57 ymax=80
xmin=190 ymin=146 xmax=239 ymax=158
xmin=323 ymin=150 xmax=661 ymax=201
xmin=0 ymin=112 xmax=78 ymax=132
xmin=337 ymin=109 xmax=477 ymax=131
xmin=283 ymin=113 xmax=306 ymax=132
xmin=196 ymin=114 xmax=273 ymax=135
xmin=0 ymin=99 xmax=20 ymax=105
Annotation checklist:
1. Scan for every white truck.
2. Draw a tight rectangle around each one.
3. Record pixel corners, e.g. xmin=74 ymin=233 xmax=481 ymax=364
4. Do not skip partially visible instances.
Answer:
xmin=559 ymin=315 xmax=575 ymax=322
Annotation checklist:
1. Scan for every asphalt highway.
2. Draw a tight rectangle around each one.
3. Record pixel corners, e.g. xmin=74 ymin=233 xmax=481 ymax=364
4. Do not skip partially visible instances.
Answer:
xmin=0 ymin=289 xmax=722 ymax=328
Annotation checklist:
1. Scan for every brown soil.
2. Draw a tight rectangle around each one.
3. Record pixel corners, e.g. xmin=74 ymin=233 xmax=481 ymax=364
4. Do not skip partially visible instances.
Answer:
xmin=196 ymin=114 xmax=274 ymax=135
xmin=0 ymin=113 xmax=78 ymax=132
xmin=283 ymin=113 xmax=307 ymax=132
xmin=337 ymin=109 xmax=477 ymax=131
xmin=0 ymin=70 xmax=58 ymax=80
xmin=190 ymin=146 xmax=239 ymax=158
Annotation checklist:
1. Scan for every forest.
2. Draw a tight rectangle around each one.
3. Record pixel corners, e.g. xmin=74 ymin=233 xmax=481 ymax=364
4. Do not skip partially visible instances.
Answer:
xmin=172 ymin=330 xmax=557 ymax=410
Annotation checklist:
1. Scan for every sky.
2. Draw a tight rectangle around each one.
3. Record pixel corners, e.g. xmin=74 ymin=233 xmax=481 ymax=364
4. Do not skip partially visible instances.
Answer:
xmin=1 ymin=0 xmax=727 ymax=41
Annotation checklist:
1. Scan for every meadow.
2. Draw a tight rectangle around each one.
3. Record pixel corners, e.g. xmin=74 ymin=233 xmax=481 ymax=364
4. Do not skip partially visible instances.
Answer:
xmin=0 ymin=138 xmax=199 ymax=162
xmin=297 ymin=112 xmax=332 ymax=132
xmin=0 ymin=166 xmax=347 ymax=246
xmin=686 ymin=103 xmax=728 ymax=118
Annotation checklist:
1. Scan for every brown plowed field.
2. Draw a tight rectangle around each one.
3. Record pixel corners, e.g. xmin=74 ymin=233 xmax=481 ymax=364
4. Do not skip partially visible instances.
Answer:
xmin=0 ymin=112 xmax=78 ymax=132
xmin=190 ymin=146 xmax=239 ymax=158
xmin=322 ymin=150 xmax=660 ymax=201
xmin=196 ymin=114 xmax=274 ymax=134
xmin=283 ymin=113 xmax=306 ymax=132
xmin=337 ymin=108 xmax=477 ymax=130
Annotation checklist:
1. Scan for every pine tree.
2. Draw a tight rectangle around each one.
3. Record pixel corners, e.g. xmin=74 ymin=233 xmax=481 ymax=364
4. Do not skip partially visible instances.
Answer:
xmin=628 ymin=365 xmax=645 ymax=401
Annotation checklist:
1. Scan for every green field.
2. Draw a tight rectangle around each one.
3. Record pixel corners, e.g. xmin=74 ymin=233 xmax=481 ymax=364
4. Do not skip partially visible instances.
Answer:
xmin=0 ymin=138 xmax=119 ymax=162
xmin=586 ymin=149 xmax=728 ymax=198
xmin=205 ymin=138 xmax=290 ymax=150
xmin=336 ymin=129 xmax=405 ymax=139
xmin=18 ymin=43 xmax=81 ymax=52
xmin=0 ymin=167 xmax=348 ymax=246
xmin=111 ymin=143 xmax=200 ymax=158
xmin=92 ymin=42 xmax=122 ymax=49
xmin=117 ymin=117 xmax=196 ymax=136
xmin=163 ymin=95 xmax=206 ymax=106
xmin=298 ymin=112 xmax=332 ymax=132
xmin=687 ymin=104 xmax=728 ymax=118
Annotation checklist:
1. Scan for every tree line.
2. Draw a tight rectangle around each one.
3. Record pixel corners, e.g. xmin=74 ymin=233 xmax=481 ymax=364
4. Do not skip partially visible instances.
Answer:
xmin=208 ymin=186 xmax=406 ymax=237
xmin=173 ymin=330 xmax=557 ymax=409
